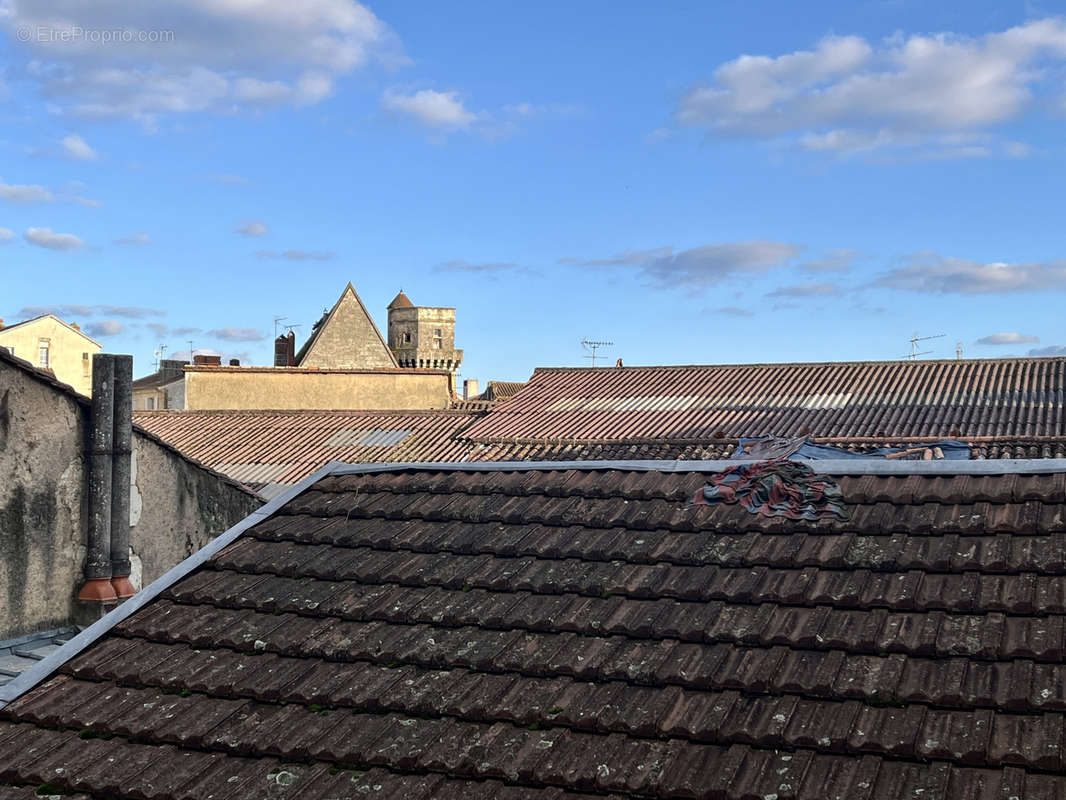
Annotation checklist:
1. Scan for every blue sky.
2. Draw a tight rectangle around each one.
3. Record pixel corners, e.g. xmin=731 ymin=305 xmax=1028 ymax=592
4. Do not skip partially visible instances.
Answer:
xmin=2 ymin=0 xmax=1065 ymax=383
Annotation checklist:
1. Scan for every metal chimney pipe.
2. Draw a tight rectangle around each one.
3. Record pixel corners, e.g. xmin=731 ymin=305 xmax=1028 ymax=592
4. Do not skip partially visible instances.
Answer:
xmin=78 ymin=354 xmax=117 ymax=602
xmin=109 ymin=355 xmax=134 ymax=598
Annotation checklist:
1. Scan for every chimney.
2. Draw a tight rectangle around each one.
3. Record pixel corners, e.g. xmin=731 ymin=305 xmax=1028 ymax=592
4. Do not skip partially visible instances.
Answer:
xmin=160 ymin=359 xmax=188 ymax=383
xmin=0 ymin=317 xmax=5 ymax=330
xmin=109 ymin=355 xmax=135 ymax=599
xmin=274 ymin=332 xmax=296 ymax=366
xmin=79 ymin=354 xmax=118 ymax=604
xmin=229 ymin=358 xmax=240 ymax=366
xmin=463 ymin=379 xmax=479 ymax=400
xmin=71 ymin=322 xmax=81 ymax=331
xmin=193 ymin=354 xmax=222 ymax=366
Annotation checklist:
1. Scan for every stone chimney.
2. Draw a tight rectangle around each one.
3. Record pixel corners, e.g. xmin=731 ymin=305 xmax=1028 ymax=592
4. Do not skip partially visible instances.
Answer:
xmin=463 ymin=379 xmax=479 ymax=400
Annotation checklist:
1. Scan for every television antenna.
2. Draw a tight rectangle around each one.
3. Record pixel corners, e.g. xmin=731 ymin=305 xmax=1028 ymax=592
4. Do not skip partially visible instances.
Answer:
xmin=283 ymin=323 xmax=301 ymax=334
xmin=901 ymin=331 xmax=945 ymax=360
xmin=152 ymin=344 xmax=167 ymax=371
xmin=581 ymin=338 xmax=613 ymax=367
xmin=273 ymin=316 xmax=286 ymax=338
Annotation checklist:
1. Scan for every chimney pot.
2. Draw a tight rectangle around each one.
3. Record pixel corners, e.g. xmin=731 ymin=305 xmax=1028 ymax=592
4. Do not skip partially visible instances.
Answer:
xmin=0 ymin=316 xmax=5 ymax=329
xmin=229 ymin=358 xmax=240 ymax=366
xmin=71 ymin=322 xmax=81 ymax=331
xmin=463 ymin=378 xmax=479 ymax=400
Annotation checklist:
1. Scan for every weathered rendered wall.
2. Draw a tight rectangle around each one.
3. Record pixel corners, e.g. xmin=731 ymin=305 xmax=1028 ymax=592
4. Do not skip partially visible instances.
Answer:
xmin=183 ymin=368 xmax=452 ymax=410
xmin=0 ymin=357 xmax=260 ymax=639
xmin=0 ymin=358 xmax=87 ymax=637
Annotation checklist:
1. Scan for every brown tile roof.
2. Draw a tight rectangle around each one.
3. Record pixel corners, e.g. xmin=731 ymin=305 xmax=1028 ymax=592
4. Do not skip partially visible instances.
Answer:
xmin=463 ymin=358 xmax=1066 ymax=444
xmin=133 ymin=409 xmax=485 ymax=492
xmin=388 ymin=290 xmax=414 ymax=309
xmin=481 ymin=380 xmax=527 ymax=402
xmin=5 ymin=459 xmax=1066 ymax=797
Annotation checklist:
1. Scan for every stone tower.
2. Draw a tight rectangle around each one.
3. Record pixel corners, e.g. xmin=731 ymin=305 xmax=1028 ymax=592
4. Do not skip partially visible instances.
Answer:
xmin=387 ymin=290 xmax=463 ymax=388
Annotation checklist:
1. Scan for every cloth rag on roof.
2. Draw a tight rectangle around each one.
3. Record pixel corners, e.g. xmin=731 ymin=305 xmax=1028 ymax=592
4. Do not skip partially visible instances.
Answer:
xmin=734 ymin=435 xmax=971 ymax=461
xmin=694 ymin=459 xmax=850 ymax=521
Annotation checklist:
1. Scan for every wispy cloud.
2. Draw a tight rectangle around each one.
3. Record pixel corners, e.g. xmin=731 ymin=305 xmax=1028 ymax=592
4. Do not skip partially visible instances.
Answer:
xmin=976 ymin=332 xmax=1040 ymax=345
xmin=716 ymin=306 xmax=754 ymax=317
xmin=873 ymin=252 xmax=1066 ymax=294
xmin=115 ymin=232 xmax=151 ymax=245
xmin=24 ymin=227 xmax=84 ymax=251
xmin=85 ymin=320 xmax=124 ymax=337
xmin=1030 ymin=345 xmax=1066 ymax=356
xmin=207 ymin=326 xmax=266 ymax=342
xmin=0 ymin=180 xmax=54 ymax=204
xmin=0 ymin=228 xmax=13 ymax=243
xmin=562 ymin=241 xmax=800 ymax=289
xmin=61 ymin=134 xmax=98 ymax=161
xmin=255 ymin=249 xmax=334 ymax=261
xmin=236 ymin=220 xmax=269 ymax=237
xmin=800 ymin=248 xmax=861 ymax=272
xmin=438 ymin=259 xmax=522 ymax=273
xmin=766 ymin=282 xmax=842 ymax=297
xmin=383 ymin=89 xmax=477 ymax=129
xmin=17 ymin=304 xmax=164 ymax=319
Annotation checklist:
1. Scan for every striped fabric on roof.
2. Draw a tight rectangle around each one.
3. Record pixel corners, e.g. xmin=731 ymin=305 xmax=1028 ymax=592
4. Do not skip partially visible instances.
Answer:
xmin=462 ymin=358 xmax=1066 ymax=442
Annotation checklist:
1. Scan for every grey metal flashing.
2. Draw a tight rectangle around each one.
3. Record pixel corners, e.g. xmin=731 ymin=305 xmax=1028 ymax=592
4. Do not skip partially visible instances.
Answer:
xmin=0 ymin=460 xmax=348 ymax=710
xmin=326 ymin=457 xmax=1066 ymax=476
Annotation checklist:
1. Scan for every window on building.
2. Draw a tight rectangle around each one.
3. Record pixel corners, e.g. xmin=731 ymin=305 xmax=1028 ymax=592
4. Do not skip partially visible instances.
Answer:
xmin=402 ymin=331 xmax=411 ymax=344
xmin=38 ymin=339 xmax=50 ymax=368
xmin=433 ymin=328 xmax=443 ymax=350
xmin=83 ymin=352 xmax=91 ymax=377
xmin=146 ymin=396 xmax=157 ymax=410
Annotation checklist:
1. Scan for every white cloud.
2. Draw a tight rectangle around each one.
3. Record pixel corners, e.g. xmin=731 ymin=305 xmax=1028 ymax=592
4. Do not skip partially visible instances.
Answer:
xmin=562 ymin=241 xmax=800 ymax=288
xmin=0 ymin=180 xmax=54 ymax=203
xmin=874 ymin=252 xmax=1066 ymax=293
xmin=255 ymin=249 xmax=334 ymax=261
xmin=0 ymin=228 xmax=13 ymax=242
xmin=976 ymin=332 xmax=1040 ymax=345
xmin=85 ymin=320 xmax=124 ymax=337
xmin=800 ymin=248 xmax=861 ymax=272
xmin=1030 ymin=345 xmax=1066 ymax=356
xmin=2 ymin=0 xmax=403 ymax=125
xmin=115 ymin=232 xmax=150 ymax=245
xmin=236 ymin=220 xmax=269 ymax=237
xmin=766 ymin=282 xmax=842 ymax=297
xmin=207 ymin=326 xmax=265 ymax=342
xmin=382 ymin=89 xmax=477 ymax=129
xmin=61 ymin=133 xmax=98 ymax=160
xmin=676 ymin=19 xmax=1066 ymax=156
xmin=24 ymin=227 xmax=84 ymax=251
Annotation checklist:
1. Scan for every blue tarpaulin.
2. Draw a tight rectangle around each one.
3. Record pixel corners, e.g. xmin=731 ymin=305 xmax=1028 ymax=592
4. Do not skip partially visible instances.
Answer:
xmin=733 ymin=436 xmax=972 ymax=461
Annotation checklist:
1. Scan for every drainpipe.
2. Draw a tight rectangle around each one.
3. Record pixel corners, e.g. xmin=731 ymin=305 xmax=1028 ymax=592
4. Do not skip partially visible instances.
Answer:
xmin=78 ymin=354 xmax=117 ymax=602
xmin=109 ymin=355 xmax=135 ymax=598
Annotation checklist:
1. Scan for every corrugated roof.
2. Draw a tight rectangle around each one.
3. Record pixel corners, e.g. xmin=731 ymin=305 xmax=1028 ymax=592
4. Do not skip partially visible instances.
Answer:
xmin=6 ymin=462 xmax=1066 ymax=797
xmin=133 ymin=409 xmax=485 ymax=490
xmin=463 ymin=358 xmax=1066 ymax=443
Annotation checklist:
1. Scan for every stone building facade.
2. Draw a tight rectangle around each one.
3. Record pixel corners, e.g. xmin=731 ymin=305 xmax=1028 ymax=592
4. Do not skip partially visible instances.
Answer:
xmin=0 ymin=314 xmax=101 ymax=397
xmin=296 ymin=283 xmax=398 ymax=370
xmin=387 ymin=291 xmax=463 ymax=387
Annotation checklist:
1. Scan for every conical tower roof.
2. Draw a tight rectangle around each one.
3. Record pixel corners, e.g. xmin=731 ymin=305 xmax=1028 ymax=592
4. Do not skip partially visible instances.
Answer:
xmin=388 ymin=290 xmax=414 ymax=310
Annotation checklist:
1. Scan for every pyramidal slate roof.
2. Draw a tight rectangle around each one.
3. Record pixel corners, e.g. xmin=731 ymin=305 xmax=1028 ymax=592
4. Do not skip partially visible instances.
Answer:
xmin=4 ymin=458 xmax=1066 ymax=799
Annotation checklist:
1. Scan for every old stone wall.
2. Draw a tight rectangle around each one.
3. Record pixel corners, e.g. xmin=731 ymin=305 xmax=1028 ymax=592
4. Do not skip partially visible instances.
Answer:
xmin=0 ymin=356 xmax=260 ymax=639
xmin=183 ymin=367 xmax=453 ymax=410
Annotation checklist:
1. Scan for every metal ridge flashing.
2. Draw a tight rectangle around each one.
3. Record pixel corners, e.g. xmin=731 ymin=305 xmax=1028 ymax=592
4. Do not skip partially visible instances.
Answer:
xmin=327 ymin=458 xmax=1066 ymax=476
xmin=0 ymin=460 xmax=350 ymax=710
